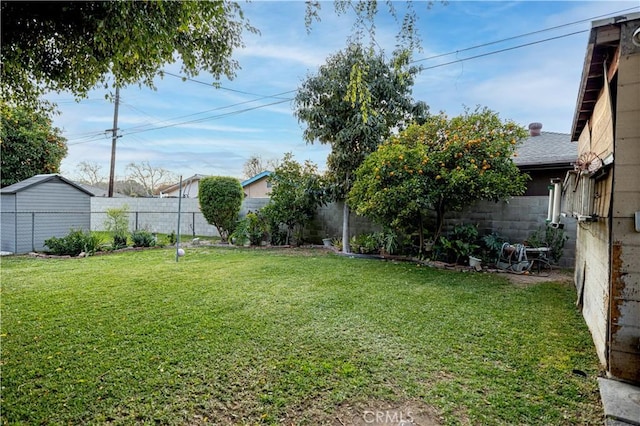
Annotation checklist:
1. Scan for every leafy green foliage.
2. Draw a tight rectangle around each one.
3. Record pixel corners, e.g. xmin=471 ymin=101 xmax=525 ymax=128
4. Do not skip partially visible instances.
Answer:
xmin=482 ymin=231 xmax=509 ymax=263
xmin=130 ymin=230 xmax=156 ymax=248
xmin=104 ymin=206 xmax=129 ymax=249
xmin=261 ymin=153 xmax=324 ymax=245
xmin=294 ymin=43 xmax=426 ymax=252
xmin=1 ymin=1 xmax=255 ymax=109
xmin=349 ymin=107 xmax=529 ymax=249
xmin=44 ymin=229 xmax=102 ymax=256
xmin=0 ymin=104 xmax=68 ymax=187
xmin=526 ymin=225 xmax=569 ymax=263
xmin=434 ymin=223 xmax=481 ymax=264
xmin=198 ymin=176 xmax=243 ymax=242
xmin=230 ymin=212 xmax=267 ymax=246
xmin=294 ymin=43 xmax=427 ymax=196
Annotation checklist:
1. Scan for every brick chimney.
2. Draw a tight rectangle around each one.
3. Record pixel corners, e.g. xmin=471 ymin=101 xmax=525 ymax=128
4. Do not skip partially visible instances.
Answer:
xmin=528 ymin=122 xmax=542 ymax=136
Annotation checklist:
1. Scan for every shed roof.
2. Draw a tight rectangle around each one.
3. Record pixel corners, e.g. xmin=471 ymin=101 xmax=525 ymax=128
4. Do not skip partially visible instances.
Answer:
xmin=241 ymin=171 xmax=272 ymax=187
xmin=571 ymin=12 xmax=640 ymax=141
xmin=514 ymin=131 xmax=576 ymax=169
xmin=0 ymin=174 xmax=94 ymax=196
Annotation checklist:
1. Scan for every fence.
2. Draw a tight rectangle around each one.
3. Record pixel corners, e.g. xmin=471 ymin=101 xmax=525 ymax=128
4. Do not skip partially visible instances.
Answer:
xmin=90 ymin=197 xmax=270 ymax=237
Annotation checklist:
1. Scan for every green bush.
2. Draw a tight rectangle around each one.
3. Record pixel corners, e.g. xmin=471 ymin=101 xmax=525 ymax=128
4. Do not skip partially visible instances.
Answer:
xmin=435 ymin=223 xmax=480 ymax=264
xmin=166 ymin=231 xmax=177 ymax=245
xmin=230 ymin=212 xmax=267 ymax=246
xmin=526 ymin=225 xmax=568 ymax=263
xmin=104 ymin=206 xmax=129 ymax=249
xmin=131 ymin=230 xmax=156 ymax=248
xmin=198 ymin=176 xmax=243 ymax=242
xmin=44 ymin=229 xmax=102 ymax=256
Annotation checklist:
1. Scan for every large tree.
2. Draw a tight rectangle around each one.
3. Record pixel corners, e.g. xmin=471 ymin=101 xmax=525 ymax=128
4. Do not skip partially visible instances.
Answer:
xmin=125 ymin=161 xmax=177 ymax=197
xmin=294 ymin=43 xmax=427 ymax=252
xmin=0 ymin=1 xmax=255 ymax=108
xmin=0 ymin=104 xmax=67 ymax=187
xmin=349 ymin=107 xmax=529 ymax=251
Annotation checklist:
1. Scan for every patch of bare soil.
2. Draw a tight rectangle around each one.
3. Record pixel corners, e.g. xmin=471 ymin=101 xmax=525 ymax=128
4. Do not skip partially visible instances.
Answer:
xmin=332 ymin=399 xmax=442 ymax=426
xmin=497 ymin=268 xmax=574 ymax=286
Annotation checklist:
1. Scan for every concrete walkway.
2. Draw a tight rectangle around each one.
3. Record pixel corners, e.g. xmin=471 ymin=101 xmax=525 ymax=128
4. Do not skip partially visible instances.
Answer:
xmin=599 ymin=378 xmax=640 ymax=425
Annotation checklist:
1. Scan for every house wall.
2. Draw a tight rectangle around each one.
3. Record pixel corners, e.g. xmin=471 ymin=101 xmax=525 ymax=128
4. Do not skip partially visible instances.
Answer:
xmin=574 ymin=92 xmax=615 ymax=368
xmin=244 ymin=178 xmax=271 ymax=198
xmin=609 ymin=45 xmax=640 ymax=382
xmin=0 ymin=180 xmax=91 ymax=254
xmin=163 ymin=179 xmax=201 ymax=198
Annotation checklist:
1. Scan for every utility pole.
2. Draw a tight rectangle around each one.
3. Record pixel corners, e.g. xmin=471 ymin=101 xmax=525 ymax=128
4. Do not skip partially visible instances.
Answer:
xmin=107 ymin=86 xmax=120 ymax=197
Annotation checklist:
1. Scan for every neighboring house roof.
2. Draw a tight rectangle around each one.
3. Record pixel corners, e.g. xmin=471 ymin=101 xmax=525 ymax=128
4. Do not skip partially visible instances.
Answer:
xmin=72 ymin=182 xmax=128 ymax=197
xmin=241 ymin=171 xmax=272 ymax=187
xmin=0 ymin=174 xmax=94 ymax=196
xmin=571 ymin=12 xmax=640 ymax=141
xmin=514 ymin=131 xmax=576 ymax=169
xmin=161 ymin=174 xmax=208 ymax=195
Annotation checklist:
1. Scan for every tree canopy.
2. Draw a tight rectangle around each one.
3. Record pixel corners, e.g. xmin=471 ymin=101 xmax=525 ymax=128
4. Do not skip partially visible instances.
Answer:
xmin=0 ymin=104 xmax=68 ymax=187
xmin=294 ymin=42 xmax=427 ymax=252
xmin=349 ymin=107 xmax=529 ymax=250
xmin=0 ymin=1 xmax=254 ymax=108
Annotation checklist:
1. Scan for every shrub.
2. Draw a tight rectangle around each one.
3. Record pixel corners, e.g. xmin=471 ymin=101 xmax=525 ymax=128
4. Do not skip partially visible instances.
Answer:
xmin=230 ymin=212 xmax=267 ymax=246
xmin=435 ymin=223 xmax=480 ymax=264
xmin=198 ymin=176 xmax=243 ymax=242
xmin=166 ymin=231 xmax=177 ymax=245
xmin=44 ymin=229 xmax=102 ymax=256
xmin=131 ymin=230 xmax=156 ymax=248
xmin=104 ymin=206 xmax=129 ymax=249
xmin=526 ymin=225 xmax=568 ymax=264
xmin=482 ymin=232 xmax=508 ymax=263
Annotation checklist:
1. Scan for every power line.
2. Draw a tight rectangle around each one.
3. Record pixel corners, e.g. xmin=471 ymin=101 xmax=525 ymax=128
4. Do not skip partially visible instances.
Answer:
xmin=418 ymin=29 xmax=589 ymax=71
xmin=64 ymin=7 xmax=638 ymax=146
xmin=161 ymin=71 xmax=296 ymax=99
xmin=411 ymin=6 xmax=639 ymax=65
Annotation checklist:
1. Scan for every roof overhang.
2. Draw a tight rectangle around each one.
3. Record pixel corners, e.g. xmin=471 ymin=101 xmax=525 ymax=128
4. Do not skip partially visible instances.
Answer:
xmin=571 ymin=12 xmax=640 ymax=142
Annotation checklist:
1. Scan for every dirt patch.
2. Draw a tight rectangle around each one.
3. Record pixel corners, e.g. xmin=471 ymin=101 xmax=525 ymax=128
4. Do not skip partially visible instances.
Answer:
xmin=497 ymin=268 xmax=574 ymax=286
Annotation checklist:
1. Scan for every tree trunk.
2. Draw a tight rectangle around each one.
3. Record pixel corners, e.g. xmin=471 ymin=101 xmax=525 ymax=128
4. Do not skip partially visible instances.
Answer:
xmin=434 ymin=198 xmax=445 ymax=243
xmin=342 ymin=201 xmax=350 ymax=253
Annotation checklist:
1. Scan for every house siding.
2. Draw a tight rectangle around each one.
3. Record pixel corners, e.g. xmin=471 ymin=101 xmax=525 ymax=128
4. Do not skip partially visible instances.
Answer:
xmin=244 ymin=178 xmax=270 ymax=198
xmin=609 ymin=47 xmax=640 ymax=382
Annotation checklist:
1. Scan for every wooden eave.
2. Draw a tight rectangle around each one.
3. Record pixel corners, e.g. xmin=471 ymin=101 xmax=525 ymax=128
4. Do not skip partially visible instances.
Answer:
xmin=570 ymin=24 xmax=621 ymax=142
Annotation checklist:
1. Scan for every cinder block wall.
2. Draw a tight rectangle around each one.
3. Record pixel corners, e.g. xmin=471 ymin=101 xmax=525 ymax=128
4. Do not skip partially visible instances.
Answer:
xmin=90 ymin=196 xmax=575 ymax=267
xmin=91 ymin=197 xmax=270 ymax=238
xmin=306 ymin=196 xmax=576 ymax=268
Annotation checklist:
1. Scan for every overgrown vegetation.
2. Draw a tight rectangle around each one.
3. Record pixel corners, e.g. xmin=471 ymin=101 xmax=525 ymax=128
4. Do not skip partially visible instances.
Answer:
xmin=2 ymin=248 xmax=602 ymax=424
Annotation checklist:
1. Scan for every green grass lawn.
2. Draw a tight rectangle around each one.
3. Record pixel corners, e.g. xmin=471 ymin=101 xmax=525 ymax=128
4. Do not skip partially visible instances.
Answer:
xmin=1 ymin=247 xmax=602 ymax=425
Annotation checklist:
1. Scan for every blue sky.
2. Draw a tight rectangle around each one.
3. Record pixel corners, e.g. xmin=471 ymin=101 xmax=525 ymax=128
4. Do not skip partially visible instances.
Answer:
xmin=49 ymin=1 xmax=640 ymax=182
